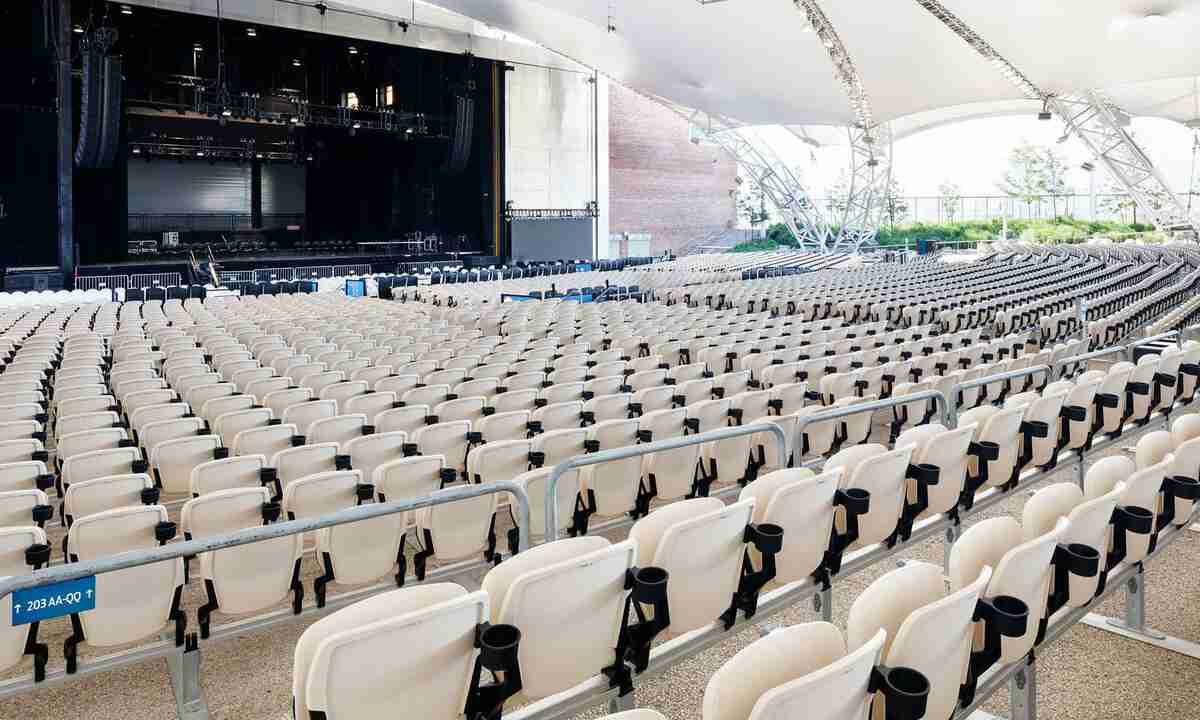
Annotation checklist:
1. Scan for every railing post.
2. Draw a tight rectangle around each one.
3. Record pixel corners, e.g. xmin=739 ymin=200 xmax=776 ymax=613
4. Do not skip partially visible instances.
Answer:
xmin=1009 ymin=658 xmax=1037 ymax=720
xmin=165 ymin=636 xmax=208 ymax=720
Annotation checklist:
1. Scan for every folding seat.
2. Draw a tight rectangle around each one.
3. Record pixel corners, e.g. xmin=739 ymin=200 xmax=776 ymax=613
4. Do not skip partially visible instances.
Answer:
xmin=273 ymin=354 xmax=311 ymax=378
xmin=338 ymin=391 xmax=396 ymax=425
xmin=308 ymin=414 xmax=371 ymax=446
xmin=432 ymin=397 xmax=486 ymax=425
xmin=232 ymin=423 xmax=302 ymax=461
xmin=150 ymin=433 xmax=223 ymax=494
xmin=582 ymin=392 xmax=633 ymax=425
xmin=182 ymin=380 xmax=235 ymax=410
xmin=793 ymin=404 xmax=841 ymax=458
xmin=62 ymin=473 xmax=156 ymax=527
xmin=1179 ymin=341 xmax=1200 ymax=401
xmin=632 ymin=408 xmax=701 ymax=512
xmin=825 ymin=443 xmax=918 ymax=548
xmin=413 ymin=420 xmax=472 ymax=474
xmin=199 ymin=394 xmax=255 ymax=425
xmin=1005 ymin=387 xmax=1067 ymax=471
xmin=538 ymin=381 xmax=584 ymax=406
xmin=246 ymin=376 xmax=293 ymax=404
xmin=0 ymin=439 xmax=47 ymax=468
xmin=479 ymin=536 xmax=667 ymax=701
xmin=491 ymin=389 xmax=539 ymax=414
xmin=216 ymin=359 xmax=258 ymax=383
xmin=576 ymin=418 xmax=642 ymax=521
xmin=347 ymin=366 xmax=394 ymax=391
xmin=402 ymin=384 xmax=452 ymax=409
xmin=767 ymin=382 xmax=810 ymax=417
xmin=947 ymin=513 xmax=1065 ymax=668
xmin=302 ymin=371 xmax=345 ymax=397
xmin=473 ymin=410 xmax=532 ymax=445
xmin=281 ymin=399 xmax=339 ymax=438
xmin=231 ymin=367 xmax=276 ymax=394
xmin=0 ymin=488 xmax=53 ymax=529
xmin=1151 ymin=347 xmax=1185 ymax=413
xmin=471 ymin=363 xmax=511 ymax=382
xmin=212 ymin=407 xmax=273 ymax=449
xmin=338 ymin=431 xmax=406 ymax=488
xmin=895 ymin=422 xmax=976 ymax=519
xmin=62 ymin=505 xmax=185 ymax=673
xmin=56 ymin=427 xmax=131 ymax=470
xmin=291 ymin=583 xmax=525 ymax=720
xmin=1125 ymin=354 xmax=1161 ymax=425
xmin=374 ymin=405 xmax=431 ymax=436
xmin=957 ymin=404 xmax=1028 ymax=502
xmin=139 ymin=415 xmax=207 ymax=457
xmin=1094 ymin=361 xmax=1136 ymax=435
xmin=319 ymin=380 xmax=369 ymax=413
xmin=1023 ymin=479 xmax=1126 ymax=610
xmin=122 ymin=388 xmax=180 ymax=424
xmin=189 ymin=450 xmax=269 ymax=498
xmin=0 ymin=420 xmax=44 ymax=444
xmin=0 ymin=461 xmax=55 ymax=494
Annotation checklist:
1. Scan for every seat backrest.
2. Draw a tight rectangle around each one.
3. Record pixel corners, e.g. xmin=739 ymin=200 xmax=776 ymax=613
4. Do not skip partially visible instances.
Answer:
xmin=481 ymin=536 xmax=631 ymax=700
xmin=232 ymin=423 xmax=299 ymax=458
xmin=151 ymin=434 xmax=222 ymax=494
xmin=704 ymin=623 xmax=883 ymax=720
xmin=190 ymin=454 xmax=267 ymax=496
xmin=739 ymin=468 xmax=839 ymax=584
xmin=274 ymin=442 xmax=340 ymax=492
xmin=294 ymin=584 xmax=484 ymax=720
xmin=631 ymin=497 xmax=754 ymax=635
xmin=282 ymin=399 xmax=339 ymax=437
xmin=62 ymin=447 xmax=142 ymax=490
xmin=63 ymin=473 xmax=153 ymax=525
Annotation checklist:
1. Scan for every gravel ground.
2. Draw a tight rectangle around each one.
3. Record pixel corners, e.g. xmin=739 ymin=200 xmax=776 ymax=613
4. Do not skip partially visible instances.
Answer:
xmin=3 ymin=412 xmax=1200 ymax=720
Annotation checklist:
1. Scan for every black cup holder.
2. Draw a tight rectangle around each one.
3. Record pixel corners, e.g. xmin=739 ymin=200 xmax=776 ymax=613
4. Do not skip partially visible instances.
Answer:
xmin=879 ymin=665 xmax=931 ymax=720
xmin=155 ymin=520 xmax=178 ymax=544
xmin=751 ymin=523 xmax=784 ymax=554
xmin=1060 ymin=542 xmax=1100 ymax=577
xmin=31 ymin=504 xmax=53 ymax=524
xmin=1117 ymin=504 xmax=1155 ymax=534
xmin=141 ymin=487 xmax=161 ymax=505
xmin=356 ymin=483 xmax=376 ymax=502
xmin=973 ymin=441 xmax=1001 ymax=461
xmin=838 ymin=487 xmax=871 ymax=515
xmin=908 ymin=463 xmax=941 ymax=486
xmin=25 ymin=543 xmax=51 ymax=568
xmin=1168 ymin=475 xmax=1200 ymax=500
xmin=632 ymin=566 xmax=669 ymax=604
xmin=989 ymin=594 xmax=1029 ymax=638
xmin=478 ymin=622 xmax=522 ymax=664
xmin=261 ymin=501 xmax=282 ymax=523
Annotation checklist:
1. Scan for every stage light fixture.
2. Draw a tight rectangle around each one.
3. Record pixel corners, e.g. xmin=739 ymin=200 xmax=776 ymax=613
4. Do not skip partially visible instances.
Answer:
xmin=222 ymin=109 xmax=232 ymax=117
xmin=73 ymin=24 xmax=84 ymax=34
xmin=314 ymin=2 xmax=327 ymax=15
xmin=292 ymin=58 xmax=302 ymax=67
xmin=256 ymin=153 xmax=264 ymax=159
xmin=348 ymin=45 xmax=358 ymax=55
xmin=132 ymin=147 xmax=141 ymax=154
xmin=290 ymin=116 xmax=299 ymax=124
xmin=246 ymin=27 xmax=257 ymax=37
xmin=120 ymin=4 xmax=133 ymax=15
xmin=352 ymin=121 xmax=361 ymax=129
xmin=306 ymin=154 xmax=314 ymax=161
xmin=196 ymin=151 xmax=205 ymax=157
xmin=398 ymin=20 xmax=409 ymax=32
xmin=194 ymin=43 xmax=204 ymax=52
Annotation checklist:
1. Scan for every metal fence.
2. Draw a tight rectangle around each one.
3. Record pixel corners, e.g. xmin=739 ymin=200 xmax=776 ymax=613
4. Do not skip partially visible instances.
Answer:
xmin=74 ymin=274 xmax=129 ymax=291
xmin=793 ymin=192 xmax=1195 ymax=225
xmin=129 ymin=272 xmax=182 ymax=288
xmin=216 ymin=270 xmax=255 ymax=285
xmin=253 ymin=268 xmax=294 ymax=283
xmin=334 ymin=263 xmax=373 ymax=276
xmin=293 ymin=266 xmax=335 ymax=279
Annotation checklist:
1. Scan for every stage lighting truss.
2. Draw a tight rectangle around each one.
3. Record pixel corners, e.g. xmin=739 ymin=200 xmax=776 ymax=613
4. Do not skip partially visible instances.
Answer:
xmin=128 ymin=134 xmax=300 ymax=163
xmin=793 ymin=0 xmax=877 ymax=141
xmin=1052 ymin=92 xmax=1200 ymax=236
xmin=913 ymin=0 xmax=1199 ymax=237
xmin=186 ymin=88 xmax=432 ymax=138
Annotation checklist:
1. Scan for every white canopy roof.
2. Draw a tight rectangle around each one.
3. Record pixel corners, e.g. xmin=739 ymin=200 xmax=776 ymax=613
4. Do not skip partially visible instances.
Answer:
xmin=388 ymin=0 xmax=1200 ymax=129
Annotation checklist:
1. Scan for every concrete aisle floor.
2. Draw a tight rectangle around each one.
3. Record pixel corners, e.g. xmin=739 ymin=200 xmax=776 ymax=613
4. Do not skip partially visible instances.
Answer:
xmin=4 ymin=419 xmax=1200 ymax=720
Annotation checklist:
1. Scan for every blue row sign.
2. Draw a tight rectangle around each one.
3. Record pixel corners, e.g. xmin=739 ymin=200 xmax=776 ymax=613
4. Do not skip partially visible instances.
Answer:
xmin=12 ymin=576 xmax=96 ymax=625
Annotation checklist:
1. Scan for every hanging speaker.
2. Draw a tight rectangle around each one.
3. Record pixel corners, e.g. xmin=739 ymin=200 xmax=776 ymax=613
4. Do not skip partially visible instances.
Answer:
xmin=95 ymin=55 xmax=124 ymax=169
xmin=74 ymin=42 xmax=103 ymax=169
xmin=441 ymin=96 xmax=474 ymax=175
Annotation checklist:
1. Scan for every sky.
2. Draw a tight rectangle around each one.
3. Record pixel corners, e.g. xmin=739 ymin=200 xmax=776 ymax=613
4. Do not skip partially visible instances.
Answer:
xmin=749 ymin=114 xmax=1199 ymax=202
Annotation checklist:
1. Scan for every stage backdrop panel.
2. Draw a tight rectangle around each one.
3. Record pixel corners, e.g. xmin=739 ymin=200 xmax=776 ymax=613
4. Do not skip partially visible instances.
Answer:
xmin=129 ymin=162 xmax=305 ymax=215
xmin=510 ymin=218 xmax=593 ymax=262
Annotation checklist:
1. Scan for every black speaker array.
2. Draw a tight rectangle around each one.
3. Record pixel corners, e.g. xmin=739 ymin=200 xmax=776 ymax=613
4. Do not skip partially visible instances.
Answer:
xmin=96 ymin=56 xmax=123 ymax=168
xmin=441 ymin=95 xmax=474 ymax=175
xmin=74 ymin=35 xmax=122 ymax=170
xmin=74 ymin=42 xmax=103 ymax=168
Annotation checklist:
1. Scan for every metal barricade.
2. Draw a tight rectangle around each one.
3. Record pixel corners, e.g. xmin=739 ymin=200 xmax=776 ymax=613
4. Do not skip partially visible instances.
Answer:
xmin=129 ymin=272 xmax=182 ymax=289
xmin=75 ymin=274 xmax=129 ymax=291
xmin=253 ymin=268 xmax=294 ymax=283
xmin=334 ymin=263 xmax=373 ymax=276
xmin=293 ymin=265 xmax=334 ymax=280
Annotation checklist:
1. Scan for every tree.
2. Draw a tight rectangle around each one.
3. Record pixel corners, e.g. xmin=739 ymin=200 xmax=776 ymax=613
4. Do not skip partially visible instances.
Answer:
xmin=997 ymin=140 xmax=1047 ymax=209
xmin=735 ymin=175 xmax=770 ymax=229
xmin=1039 ymin=146 xmax=1073 ymax=218
xmin=827 ymin=171 xmax=851 ymax=216
xmin=881 ymin=177 xmax=909 ymax=227
xmin=938 ymin=179 xmax=962 ymax=222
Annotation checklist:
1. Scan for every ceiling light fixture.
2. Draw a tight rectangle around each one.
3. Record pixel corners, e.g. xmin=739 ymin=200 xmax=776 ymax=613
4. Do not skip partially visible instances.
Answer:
xmin=120 ymin=4 xmax=133 ymax=15
xmin=72 ymin=24 xmax=84 ymax=34
xmin=348 ymin=45 xmax=358 ymax=55
xmin=246 ymin=27 xmax=257 ymax=37
xmin=292 ymin=58 xmax=302 ymax=67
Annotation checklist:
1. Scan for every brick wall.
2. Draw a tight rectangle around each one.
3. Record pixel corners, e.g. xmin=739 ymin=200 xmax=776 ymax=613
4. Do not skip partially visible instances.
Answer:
xmin=609 ymin=83 xmax=736 ymax=255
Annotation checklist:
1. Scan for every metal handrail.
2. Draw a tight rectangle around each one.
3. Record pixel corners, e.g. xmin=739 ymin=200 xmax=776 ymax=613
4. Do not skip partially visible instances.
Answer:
xmin=0 ymin=481 xmax=529 ymax=603
xmin=790 ymin=389 xmax=952 ymax=456
xmin=543 ymin=421 xmax=787 ymax=540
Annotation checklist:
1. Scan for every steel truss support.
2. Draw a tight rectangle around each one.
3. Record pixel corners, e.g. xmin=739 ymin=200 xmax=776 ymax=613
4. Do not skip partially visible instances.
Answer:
xmin=912 ymin=0 xmax=1199 ymax=239
xmin=1051 ymin=93 xmax=1199 ymax=237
